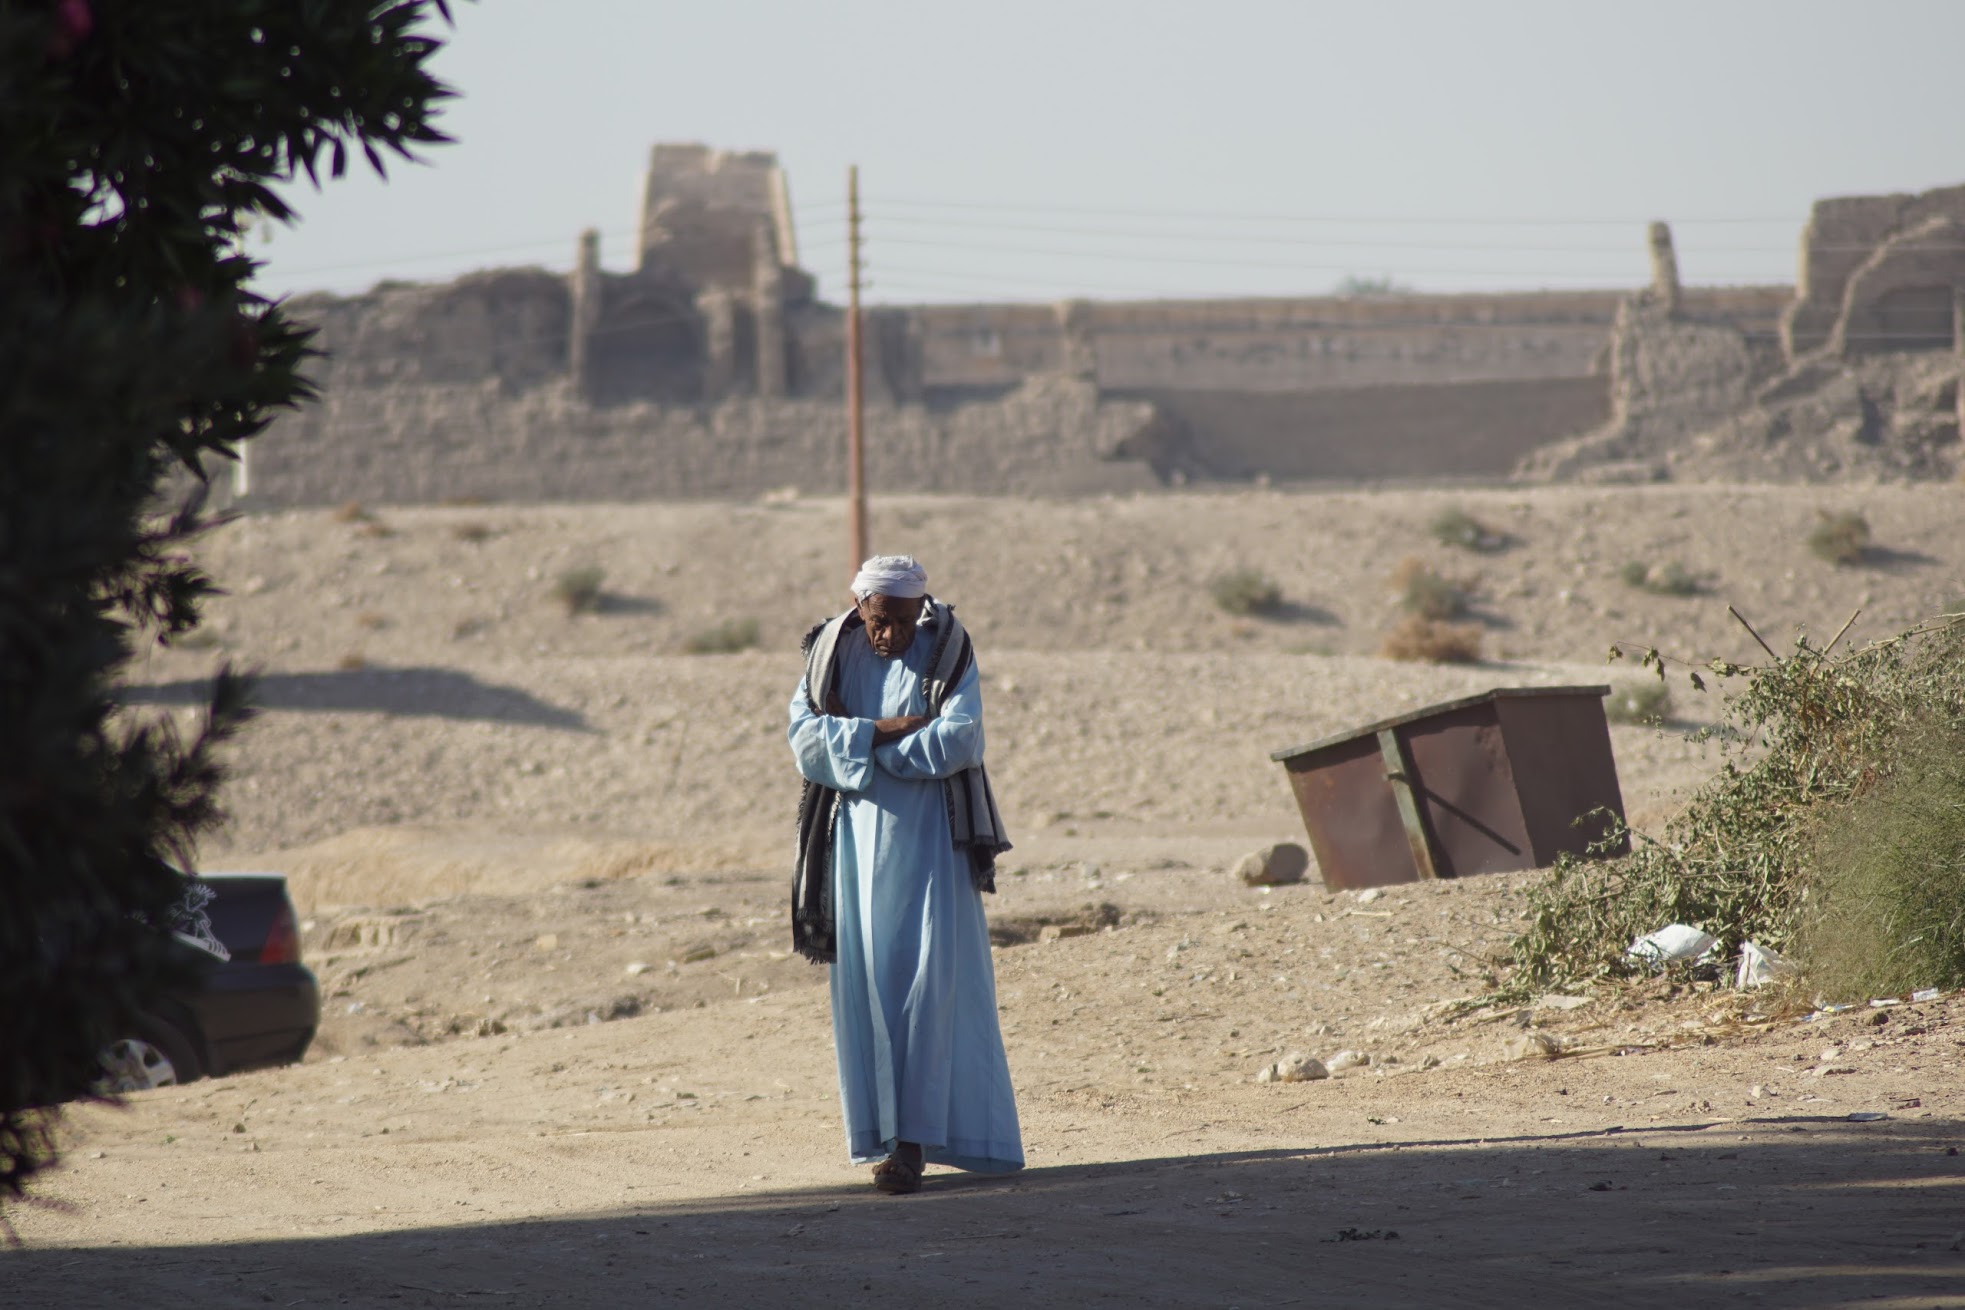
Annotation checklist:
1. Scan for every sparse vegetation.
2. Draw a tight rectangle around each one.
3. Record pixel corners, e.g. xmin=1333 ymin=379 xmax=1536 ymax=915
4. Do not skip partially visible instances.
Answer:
xmin=1618 ymin=560 xmax=1700 ymax=597
xmin=552 ymin=565 xmax=606 ymax=615
xmin=1379 ymin=614 xmax=1482 ymax=664
xmin=683 ymin=617 xmax=761 ymax=655
xmin=1603 ymin=681 xmax=1673 ymax=725
xmin=1429 ymin=506 xmax=1508 ymax=554
xmin=451 ymin=521 xmax=492 ymax=544
xmin=332 ymin=500 xmax=372 ymax=524
xmin=336 ymin=653 xmax=368 ymax=672
xmin=1798 ymin=723 xmax=1965 ymax=1000
xmin=355 ymin=611 xmax=388 ymax=631
xmin=1390 ymin=556 xmax=1468 ymax=620
xmin=1508 ymin=617 xmax=1965 ymax=994
xmin=1807 ymin=509 xmax=1872 ymax=565
xmin=1209 ymin=568 xmax=1284 ymax=617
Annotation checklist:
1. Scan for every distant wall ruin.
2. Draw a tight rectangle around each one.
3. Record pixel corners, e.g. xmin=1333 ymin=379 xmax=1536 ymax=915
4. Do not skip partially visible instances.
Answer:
xmin=1524 ymin=185 xmax=1965 ymax=484
xmin=242 ymin=146 xmax=1965 ymax=504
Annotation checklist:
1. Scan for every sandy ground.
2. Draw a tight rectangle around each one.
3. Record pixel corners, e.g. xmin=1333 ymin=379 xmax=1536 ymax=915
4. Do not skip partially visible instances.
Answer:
xmin=7 ymin=485 xmax=1965 ymax=1305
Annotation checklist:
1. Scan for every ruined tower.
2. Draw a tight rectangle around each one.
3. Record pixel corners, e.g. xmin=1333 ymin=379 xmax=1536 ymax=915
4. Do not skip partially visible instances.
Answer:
xmin=1646 ymin=221 xmax=1681 ymax=315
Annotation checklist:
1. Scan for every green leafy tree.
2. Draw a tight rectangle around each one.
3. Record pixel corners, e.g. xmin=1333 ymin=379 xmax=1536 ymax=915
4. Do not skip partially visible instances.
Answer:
xmin=0 ymin=0 xmax=458 ymax=1202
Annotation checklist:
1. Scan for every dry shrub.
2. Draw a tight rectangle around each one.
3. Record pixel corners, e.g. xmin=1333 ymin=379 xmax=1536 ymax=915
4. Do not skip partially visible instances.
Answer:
xmin=354 ymin=611 xmax=387 ymax=631
xmin=1807 ymin=509 xmax=1871 ymax=565
xmin=1797 ymin=723 xmax=1965 ymax=1001
xmin=336 ymin=652 xmax=367 ymax=672
xmin=1429 ymin=505 xmax=1507 ymax=553
xmin=1208 ymin=568 xmax=1283 ymax=616
xmin=451 ymin=521 xmax=492 ymax=543
xmin=1379 ymin=614 xmax=1482 ymax=663
xmin=552 ymin=564 xmax=606 ymax=615
xmin=683 ymin=617 xmax=760 ymax=655
xmin=1510 ymin=617 xmax=1965 ymax=994
xmin=1618 ymin=560 xmax=1700 ymax=597
xmin=331 ymin=500 xmax=371 ymax=523
xmin=1603 ymin=680 xmax=1672 ymax=725
xmin=1389 ymin=556 xmax=1467 ymax=620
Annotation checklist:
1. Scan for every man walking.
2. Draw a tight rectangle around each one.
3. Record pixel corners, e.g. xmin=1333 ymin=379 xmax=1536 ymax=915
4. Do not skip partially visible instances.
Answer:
xmin=787 ymin=555 xmax=1023 ymax=1193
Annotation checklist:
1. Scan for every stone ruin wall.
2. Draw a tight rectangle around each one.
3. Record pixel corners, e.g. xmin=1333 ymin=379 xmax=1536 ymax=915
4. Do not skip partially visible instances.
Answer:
xmin=238 ymin=143 xmax=1963 ymax=505
xmin=1522 ymin=186 xmax=1965 ymax=484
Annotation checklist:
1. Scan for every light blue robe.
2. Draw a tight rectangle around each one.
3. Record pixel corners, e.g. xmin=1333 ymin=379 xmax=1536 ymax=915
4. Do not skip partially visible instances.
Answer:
xmin=787 ymin=625 xmax=1024 ymax=1174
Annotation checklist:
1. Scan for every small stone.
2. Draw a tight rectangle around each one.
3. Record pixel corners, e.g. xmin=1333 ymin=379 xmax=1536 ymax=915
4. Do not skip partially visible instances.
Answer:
xmin=679 ymin=943 xmax=717 ymax=964
xmin=1039 ymin=923 xmax=1094 ymax=942
xmin=624 ymin=961 xmax=652 ymax=976
xmin=1356 ymin=887 xmax=1385 ymax=904
xmin=1503 ymin=1032 xmax=1563 ymax=1062
xmin=1264 ymin=1053 xmax=1329 ymax=1084
xmin=230 ymin=1123 xmax=246 ymax=1134
xmin=1326 ymin=1050 xmax=1371 ymax=1074
xmin=533 ymin=933 xmax=559 ymax=952
xmin=1233 ymin=843 xmax=1310 ymax=887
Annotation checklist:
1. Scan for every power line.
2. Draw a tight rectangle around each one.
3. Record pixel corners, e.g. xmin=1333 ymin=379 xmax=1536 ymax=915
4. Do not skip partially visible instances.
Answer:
xmin=867 ymin=195 xmax=1802 ymax=227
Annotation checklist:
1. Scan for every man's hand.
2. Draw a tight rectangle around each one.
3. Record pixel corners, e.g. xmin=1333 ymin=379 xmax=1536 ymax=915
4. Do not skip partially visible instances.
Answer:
xmin=872 ymin=714 xmax=932 ymax=745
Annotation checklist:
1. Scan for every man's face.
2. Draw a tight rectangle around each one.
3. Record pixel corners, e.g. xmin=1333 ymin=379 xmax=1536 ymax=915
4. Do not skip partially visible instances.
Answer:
xmin=857 ymin=593 xmax=924 ymax=659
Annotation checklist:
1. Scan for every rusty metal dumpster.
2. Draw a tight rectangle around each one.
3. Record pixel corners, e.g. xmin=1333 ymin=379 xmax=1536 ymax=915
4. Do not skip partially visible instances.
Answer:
xmin=1269 ymin=685 xmax=1627 ymax=890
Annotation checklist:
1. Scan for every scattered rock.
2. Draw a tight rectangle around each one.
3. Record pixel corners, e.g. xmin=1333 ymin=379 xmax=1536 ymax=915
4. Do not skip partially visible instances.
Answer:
xmin=1326 ymin=1049 xmax=1371 ymax=1074
xmin=1233 ymin=842 xmax=1309 ymax=887
xmin=678 ymin=943 xmax=717 ymax=964
xmin=1257 ymin=1053 xmax=1329 ymax=1084
xmin=1534 ymin=993 xmax=1592 ymax=1011
xmin=1039 ymin=923 xmax=1095 ymax=942
xmin=533 ymin=933 xmax=559 ymax=952
xmin=1356 ymin=887 xmax=1385 ymax=904
xmin=624 ymin=961 xmax=652 ymax=976
xmin=1502 ymin=1032 xmax=1564 ymax=1061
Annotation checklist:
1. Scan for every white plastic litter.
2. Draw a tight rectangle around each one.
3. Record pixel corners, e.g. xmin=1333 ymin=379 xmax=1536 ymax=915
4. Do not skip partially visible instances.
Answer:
xmin=1627 ymin=924 xmax=1717 ymax=969
xmin=1735 ymin=941 xmax=1798 ymax=989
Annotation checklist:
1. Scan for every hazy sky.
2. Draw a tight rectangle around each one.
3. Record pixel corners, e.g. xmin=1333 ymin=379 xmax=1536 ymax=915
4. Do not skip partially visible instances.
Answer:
xmin=252 ymin=0 xmax=1965 ymax=306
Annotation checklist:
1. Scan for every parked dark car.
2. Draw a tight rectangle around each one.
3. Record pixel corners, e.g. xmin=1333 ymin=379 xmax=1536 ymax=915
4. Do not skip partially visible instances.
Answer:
xmin=96 ymin=873 xmax=320 ymax=1092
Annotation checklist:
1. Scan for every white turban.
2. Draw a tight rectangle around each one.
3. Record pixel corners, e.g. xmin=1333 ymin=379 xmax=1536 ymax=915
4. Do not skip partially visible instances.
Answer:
xmin=851 ymin=554 xmax=928 ymax=600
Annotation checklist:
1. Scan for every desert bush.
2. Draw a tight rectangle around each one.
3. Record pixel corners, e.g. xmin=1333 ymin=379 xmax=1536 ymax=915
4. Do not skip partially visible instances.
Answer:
xmin=1390 ymin=556 xmax=1467 ymax=620
xmin=1797 ymin=724 xmax=1965 ymax=1000
xmin=1508 ymin=617 xmax=1965 ymax=994
xmin=1429 ymin=506 xmax=1507 ymax=553
xmin=1379 ymin=614 xmax=1482 ymax=663
xmin=1619 ymin=560 xmax=1700 ymax=597
xmin=684 ymin=617 xmax=761 ymax=654
xmin=1807 ymin=510 xmax=1871 ymax=566
xmin=451 ymin=521 xmax=492 ymax=544
xmin=1603 ymin=681 xmax=1673 ymax=725
xmin=552 ymin=565 xmax=606 ymax=615
xmin=332 ymin=500 xmax=372 ymax=524
xmin=1209 ymin=568 xmax=1283 ymax=617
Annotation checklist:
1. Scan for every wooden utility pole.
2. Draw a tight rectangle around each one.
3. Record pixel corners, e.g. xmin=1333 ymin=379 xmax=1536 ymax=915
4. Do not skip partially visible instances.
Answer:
xmin=845 ymin=165 xmax=868 ymax=576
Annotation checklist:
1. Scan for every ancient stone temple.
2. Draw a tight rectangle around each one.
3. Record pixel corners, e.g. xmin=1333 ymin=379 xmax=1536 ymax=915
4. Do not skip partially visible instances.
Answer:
xmin=245 ymin=147 xmax=1964 ymax=505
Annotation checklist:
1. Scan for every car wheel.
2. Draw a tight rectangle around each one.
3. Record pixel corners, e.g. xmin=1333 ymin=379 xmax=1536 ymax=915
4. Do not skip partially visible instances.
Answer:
xmin=96 ymin=1016 xmax=203 ymax=1093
